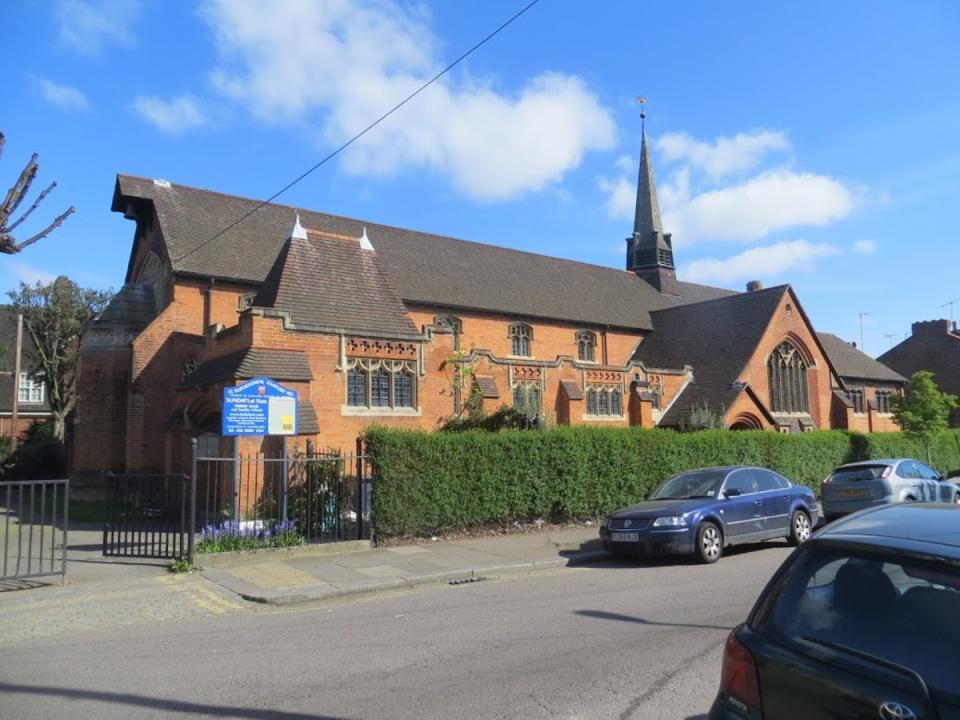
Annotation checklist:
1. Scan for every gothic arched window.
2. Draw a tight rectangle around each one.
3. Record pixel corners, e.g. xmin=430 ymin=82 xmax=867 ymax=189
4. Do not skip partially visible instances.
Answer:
xmin=509 ymin=323 xmax=532 ymax=357
xmin=576 ymin=330 xmax=596 ymax=362
xmin=767 ymin=341 xmax=810 ymax=413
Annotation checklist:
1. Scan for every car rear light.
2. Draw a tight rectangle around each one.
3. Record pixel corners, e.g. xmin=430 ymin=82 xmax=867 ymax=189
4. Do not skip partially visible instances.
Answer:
xmin=720 ymin=631 xmax=762 ymax=716
xmin=822 ymin=474 xmax=833 ymax=485
xmin=881 ymin=466 xmax=892 ymax=479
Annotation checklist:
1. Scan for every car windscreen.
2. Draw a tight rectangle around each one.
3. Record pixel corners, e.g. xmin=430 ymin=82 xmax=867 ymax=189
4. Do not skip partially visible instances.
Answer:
xmin=830 ymin=464 xmax=890 ymax=482
xmin=751 ymin=545 xmax=960 ymax=697
xmin=650 ymin=470 xmax=726 ymax=500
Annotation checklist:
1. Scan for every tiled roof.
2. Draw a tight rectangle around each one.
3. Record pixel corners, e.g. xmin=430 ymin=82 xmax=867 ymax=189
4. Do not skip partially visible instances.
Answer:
xmin=253 ymin=234 xmax=419 ymax=338
xmin=297 ymin=401 xmax=320 ymax=435
xmin=817 ymin=332 xmax=905 ymax=384
xmin=559 ymin=379 xmax=584 ymax=400
xmin=474 ymin=375 xmax=500 ymax=399
xmin=632 ymin=286 xmax=790 ymax=426
xmin=180 ymin=348 xmax=313 ymax=389
xmin=113 ymin=175 xmax=736 ymax=331
xmin=95 ymin=283 xmax=157 ymax=329
xmin=878 ymin=330 xmax=960 ymax=397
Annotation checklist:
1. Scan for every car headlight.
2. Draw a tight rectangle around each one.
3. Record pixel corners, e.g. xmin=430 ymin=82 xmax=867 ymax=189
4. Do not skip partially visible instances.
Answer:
xmin=652 ymin=515 xmax=687 ymax=527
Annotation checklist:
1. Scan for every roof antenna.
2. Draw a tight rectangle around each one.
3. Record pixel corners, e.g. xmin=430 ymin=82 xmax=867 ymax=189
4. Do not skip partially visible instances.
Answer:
xmin=290 ymin=213 xmax=307 ymax=240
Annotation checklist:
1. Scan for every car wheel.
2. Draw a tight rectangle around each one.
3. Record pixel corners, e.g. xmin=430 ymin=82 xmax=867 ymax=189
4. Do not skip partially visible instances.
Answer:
xmin=695 ymin=522 xmax=722 ymax=564
xmin=788 ymin=510 xmax=812 ymax=546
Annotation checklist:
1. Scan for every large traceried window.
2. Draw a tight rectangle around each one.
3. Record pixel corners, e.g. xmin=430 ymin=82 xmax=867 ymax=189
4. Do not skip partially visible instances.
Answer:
xmin=767 ymin=341 xmax=810 ymax=413
xmin=512 ymin=380 xmax=541 ymax=419
xmin=346 ymin=359 xmax=416 ymax=410
xmin=576 ymin=330 xmax=596 ymax=362
xmin=586 ymin=385 xmax=623 ymax=417
xmin=509 ymin=323 xmax=533 ymax=357
xmin=18 ymin=372 xmax=44 ymax=404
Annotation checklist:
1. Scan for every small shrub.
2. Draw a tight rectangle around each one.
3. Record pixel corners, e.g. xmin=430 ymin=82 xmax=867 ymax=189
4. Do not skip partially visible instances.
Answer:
xmin=169 ymin=558 xmax=193 ymax=573
xmin=1 ymin=420 xmax=66 ymax=480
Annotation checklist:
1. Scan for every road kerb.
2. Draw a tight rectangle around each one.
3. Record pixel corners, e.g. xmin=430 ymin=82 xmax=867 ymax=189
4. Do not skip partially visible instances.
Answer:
xmin=208 ymin=549 xmax=611 ymax=606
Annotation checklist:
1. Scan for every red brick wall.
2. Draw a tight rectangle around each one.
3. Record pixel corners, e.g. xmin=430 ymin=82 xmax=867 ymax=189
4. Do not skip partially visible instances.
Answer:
xmin=125 ymin=279 xmax=249 ymax=471
xmin=738 ymin=290 xmax=834 ymax=430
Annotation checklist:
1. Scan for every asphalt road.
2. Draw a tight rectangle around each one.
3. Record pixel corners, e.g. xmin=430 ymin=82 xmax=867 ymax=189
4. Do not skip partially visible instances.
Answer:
xmin=0 ymin=541 xmax=794 ymax=720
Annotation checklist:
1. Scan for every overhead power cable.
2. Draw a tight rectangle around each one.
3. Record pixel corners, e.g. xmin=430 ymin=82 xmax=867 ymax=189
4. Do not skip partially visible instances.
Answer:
xmin=174 ymin=0 xmax=541 ymax=264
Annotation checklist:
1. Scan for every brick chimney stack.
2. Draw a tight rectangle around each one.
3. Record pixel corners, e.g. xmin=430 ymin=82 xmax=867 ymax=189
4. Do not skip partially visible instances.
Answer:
xmin=911 ymin=319 xmax=952 ymax=337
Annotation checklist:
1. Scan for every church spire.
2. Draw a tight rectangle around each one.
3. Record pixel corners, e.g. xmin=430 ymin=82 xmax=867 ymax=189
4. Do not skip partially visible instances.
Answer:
xmin=633 ymin=114 xmax=663 ymax=239
xmin=626 ymin=99 xmax=678 ymax=294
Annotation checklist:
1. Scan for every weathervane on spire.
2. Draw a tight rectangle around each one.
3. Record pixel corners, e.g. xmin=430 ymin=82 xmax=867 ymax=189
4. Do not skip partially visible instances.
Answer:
xmin=636 ymin=96 xmax=647 ymax=134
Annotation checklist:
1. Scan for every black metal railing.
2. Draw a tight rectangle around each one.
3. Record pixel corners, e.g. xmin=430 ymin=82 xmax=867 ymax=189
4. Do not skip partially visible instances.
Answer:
xmin=193 ymin=444 xmax=372 ymax=545
xmin=2 ymin=479 xmax=69 ymax=584
xmin=103 ymin=473 xmax=194 ymax=561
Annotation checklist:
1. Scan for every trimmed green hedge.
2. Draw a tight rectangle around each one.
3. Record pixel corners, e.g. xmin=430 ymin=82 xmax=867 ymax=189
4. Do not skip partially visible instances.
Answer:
xmin=365 ymin=427 xmax=960 ymax=538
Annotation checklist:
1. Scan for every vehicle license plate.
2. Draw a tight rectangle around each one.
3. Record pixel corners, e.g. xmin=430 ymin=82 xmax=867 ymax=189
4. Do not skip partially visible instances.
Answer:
xmin=611 ymin=532 xmax=639 ymax=542
xmin=839 ymin=489 xmax=865 ymax=497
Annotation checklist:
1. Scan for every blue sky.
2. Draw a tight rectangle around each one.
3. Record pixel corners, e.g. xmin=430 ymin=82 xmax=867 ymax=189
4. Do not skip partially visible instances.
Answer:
xmin=3 ymin=0 xmax=959 ymax=356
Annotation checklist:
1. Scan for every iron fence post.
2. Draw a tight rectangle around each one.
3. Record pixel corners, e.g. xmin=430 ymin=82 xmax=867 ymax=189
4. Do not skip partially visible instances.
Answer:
xmin=102 ymin=472 xmax=111 ymax=558
xmin=356 ymin=436 xmax=364 ymax=541
xmin=189 ymin=438 xmax=198 ymax=566
xmin=62 ymin=478 xmax=69 ymax=585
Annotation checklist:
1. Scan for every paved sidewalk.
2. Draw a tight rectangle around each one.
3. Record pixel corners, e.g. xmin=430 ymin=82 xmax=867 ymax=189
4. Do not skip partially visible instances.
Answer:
xmin=200 ymin=526 xmax=606 ymax=605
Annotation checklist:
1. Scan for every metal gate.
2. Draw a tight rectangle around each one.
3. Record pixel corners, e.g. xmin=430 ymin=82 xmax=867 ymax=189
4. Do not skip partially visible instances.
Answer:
xmin=193 ymin=445 xmax=372 ymax=544
xmin=2 ymin=479 xmax=69 ymax=584
xmin=102 ymin=474 xmax=195 ymax=561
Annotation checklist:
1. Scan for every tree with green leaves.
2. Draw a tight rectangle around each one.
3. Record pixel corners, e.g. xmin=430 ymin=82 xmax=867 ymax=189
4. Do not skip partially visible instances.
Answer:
xmin=892 ymin=370 xmax=959 ymax=462
xmin=1 ymin=132 xmax=75 ymax=254
xmin=7 ymin=276 xmax=112 ymax=440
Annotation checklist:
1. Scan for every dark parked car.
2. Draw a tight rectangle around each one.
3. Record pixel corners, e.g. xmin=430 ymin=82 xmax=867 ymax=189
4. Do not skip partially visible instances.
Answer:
xmin=708 ymin=503 xmax=960 ymax=719
xmin=599 ymin=466 xmax=818 ymax=564
xmin=822 ymin=458 xmax=960 ymax=521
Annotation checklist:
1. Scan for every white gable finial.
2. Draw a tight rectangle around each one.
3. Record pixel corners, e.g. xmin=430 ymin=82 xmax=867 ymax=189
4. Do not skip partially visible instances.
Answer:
xmin=359 ymin=226 xmax=375 ymax=251
xmin=291 ymin=213 xmax=307 ymax=240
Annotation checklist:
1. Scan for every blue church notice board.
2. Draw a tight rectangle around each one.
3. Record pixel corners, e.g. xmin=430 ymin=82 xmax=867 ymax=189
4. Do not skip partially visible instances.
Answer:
xmin=222 ymin=377 xmax=298 ymax=436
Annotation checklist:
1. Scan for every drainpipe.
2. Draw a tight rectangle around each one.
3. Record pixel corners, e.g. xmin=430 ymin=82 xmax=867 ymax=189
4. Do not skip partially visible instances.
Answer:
xmin=203 ymin=278 xmax=216 ymax=333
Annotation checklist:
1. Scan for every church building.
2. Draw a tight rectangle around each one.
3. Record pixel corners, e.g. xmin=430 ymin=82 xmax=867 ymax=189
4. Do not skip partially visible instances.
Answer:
xmin=73 ymin=126 xmax=903 ymax=475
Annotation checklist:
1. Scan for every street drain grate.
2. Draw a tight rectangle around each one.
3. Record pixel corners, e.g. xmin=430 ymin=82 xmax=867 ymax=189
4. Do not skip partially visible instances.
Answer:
xmin=448 ymin=576 xmax=488 ymax=586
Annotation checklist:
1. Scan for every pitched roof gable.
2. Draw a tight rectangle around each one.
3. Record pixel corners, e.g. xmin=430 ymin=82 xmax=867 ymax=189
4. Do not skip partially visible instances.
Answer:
xmin=113 ymin=175 xmax=736 ymax=331
xmin=632 ymin=286 xmax=790 ymax=425
xmin=253 ymin=232 xmax=419 ymax=338
xmin=818 ymin=332 xmax=906 ymax=384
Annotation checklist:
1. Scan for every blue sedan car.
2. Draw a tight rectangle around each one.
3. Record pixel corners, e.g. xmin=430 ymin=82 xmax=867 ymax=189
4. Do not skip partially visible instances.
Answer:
xmin=599 ymin=466 xmax=819 ymax=563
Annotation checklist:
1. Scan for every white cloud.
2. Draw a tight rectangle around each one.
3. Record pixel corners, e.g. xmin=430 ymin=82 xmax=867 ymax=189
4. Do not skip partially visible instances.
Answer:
xmin=663 ymin=169 xmax=854 ymax=245
xmin=614 ymin=154 xmax=634 ymax=173
xmin=200 ymin=0 xmax=616 ymax=201
xmin=35 ymin=77 xmax=91 ymax=112
xmin=853 ymin=239 xmax=876 ymax=256
xmin=10 ymin=262 xmax=57 ymax=286
xmin=55 ymin=0 xmax=141 ymax=55
xmin=682 ymin=240 xmax=841 ymax=284
xmin=656 ymin=130 xmax=790 ymax=182
xmin=133 ymin=95 xmax=207 ymax=135
xmin=598 ymin=175 xmax=634 ymax=221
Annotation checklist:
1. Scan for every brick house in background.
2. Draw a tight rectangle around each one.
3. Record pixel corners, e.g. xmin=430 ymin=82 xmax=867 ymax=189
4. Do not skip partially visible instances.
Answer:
xmin=0 ymin=307 xmax=53 ymax=439
xmin=74 ymin=130 xmax=901 ymax=476
xmin=818 ymin=333 xmax=905 ymax=432
xmin=879 ymin=320 xmax=960 ymax=427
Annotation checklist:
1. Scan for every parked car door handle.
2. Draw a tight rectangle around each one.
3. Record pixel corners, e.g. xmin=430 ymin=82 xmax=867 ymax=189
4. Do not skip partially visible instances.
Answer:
xmin=754 ymin=500 xmax=762 ymax=505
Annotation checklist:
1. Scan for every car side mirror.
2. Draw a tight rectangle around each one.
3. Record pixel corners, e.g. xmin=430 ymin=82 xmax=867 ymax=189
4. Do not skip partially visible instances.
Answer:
xmin=724 ymin=488 xmax=742 ymax=498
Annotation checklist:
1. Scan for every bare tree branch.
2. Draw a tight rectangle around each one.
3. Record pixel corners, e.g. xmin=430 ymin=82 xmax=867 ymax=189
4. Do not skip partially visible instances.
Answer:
xmin=1 ymin=153 xmax=39 ymax=226
xmin=5 ymin=180 xmax=57 ymax=234
xmin=4 ymin=205 xmax=75 ymax=253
